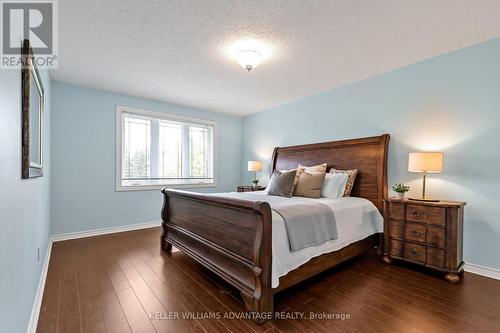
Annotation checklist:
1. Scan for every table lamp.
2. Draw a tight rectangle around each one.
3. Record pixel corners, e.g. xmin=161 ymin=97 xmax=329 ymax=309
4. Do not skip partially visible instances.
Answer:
xmin=248 ymin=161 xmax=263 ymax=188
xmin=408 ymin=152 xmax=443 ymax=202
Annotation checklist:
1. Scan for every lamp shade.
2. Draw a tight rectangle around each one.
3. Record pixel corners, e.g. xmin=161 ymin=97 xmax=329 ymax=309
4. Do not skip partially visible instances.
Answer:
xmin=408 ymin=152 xmax=443 ymax=173
xmin=247 ymin=160 xmax=263 ymax=172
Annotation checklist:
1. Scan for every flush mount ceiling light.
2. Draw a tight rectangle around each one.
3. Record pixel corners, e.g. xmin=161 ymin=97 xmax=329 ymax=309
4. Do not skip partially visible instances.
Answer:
xmin=236 ymin=50 xmax=262 ymax=71
xmin=223 ymin=38 xmax=275 ymax=72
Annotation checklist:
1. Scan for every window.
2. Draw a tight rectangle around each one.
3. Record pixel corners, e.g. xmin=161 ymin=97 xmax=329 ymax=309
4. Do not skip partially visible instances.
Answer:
xmin=116 ymin=106 xmax=216 ymax=190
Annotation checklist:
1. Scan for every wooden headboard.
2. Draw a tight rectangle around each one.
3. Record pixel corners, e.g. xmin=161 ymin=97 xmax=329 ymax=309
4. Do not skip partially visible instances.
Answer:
xmin=270 ymin=134 xmax=390 ymax=213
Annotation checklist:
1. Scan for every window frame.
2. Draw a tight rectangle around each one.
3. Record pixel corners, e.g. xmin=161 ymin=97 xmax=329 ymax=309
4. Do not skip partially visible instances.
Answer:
xmin=116 ymin=105 xmax=217 ymax=191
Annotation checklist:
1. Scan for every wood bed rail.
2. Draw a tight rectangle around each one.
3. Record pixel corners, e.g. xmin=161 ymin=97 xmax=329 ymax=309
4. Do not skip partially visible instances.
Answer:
xmin=161 ymin=188 xmax=274 ymax=321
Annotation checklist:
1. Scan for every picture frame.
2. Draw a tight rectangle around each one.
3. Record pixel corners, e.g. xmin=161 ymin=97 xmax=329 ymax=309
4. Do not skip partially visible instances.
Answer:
xmin=21 ymin=39 xmax=45 ymax=179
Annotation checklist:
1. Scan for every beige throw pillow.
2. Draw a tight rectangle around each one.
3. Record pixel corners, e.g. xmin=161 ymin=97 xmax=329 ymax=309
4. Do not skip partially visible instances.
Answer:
xmin=293 ymin=171 xmax=326 ymax=198
xmin=281 ymin=163 xmax=327 ymax=186
xmin=298 ymin=163 xmax=327 ymax=174
xmin=329 ymin=168 xmax=358 ymax=196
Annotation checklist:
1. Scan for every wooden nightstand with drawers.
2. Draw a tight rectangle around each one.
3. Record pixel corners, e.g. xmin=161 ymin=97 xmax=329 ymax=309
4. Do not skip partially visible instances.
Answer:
xmin=382 ymin=197 xmax=466 ymax=283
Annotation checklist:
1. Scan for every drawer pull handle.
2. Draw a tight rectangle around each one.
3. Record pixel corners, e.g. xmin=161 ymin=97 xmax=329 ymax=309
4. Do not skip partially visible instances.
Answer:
xmin=410 ymin=248 xmax=419 ymax=256
xmin=411 ymin=230 xmax=421 ymax=237
xmin=411 ymin=210 xmax=422 ymax=216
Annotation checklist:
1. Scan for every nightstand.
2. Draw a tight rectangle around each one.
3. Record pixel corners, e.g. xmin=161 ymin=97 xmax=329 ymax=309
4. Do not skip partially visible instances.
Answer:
xmin=237 ymin=185 xmax=265 ymax=192
xmin=383 ymin=197 xmax=466 ymax=283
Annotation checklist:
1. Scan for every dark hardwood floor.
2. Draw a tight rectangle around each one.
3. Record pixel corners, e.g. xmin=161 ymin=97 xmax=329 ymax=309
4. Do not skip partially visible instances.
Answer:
xmin=37 ymin=227 xmax=500 ymax=333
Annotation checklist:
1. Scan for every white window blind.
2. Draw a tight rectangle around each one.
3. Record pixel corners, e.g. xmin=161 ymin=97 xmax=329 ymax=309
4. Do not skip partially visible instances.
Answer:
xmin=116 ymin=106 xmax=216 ymax=190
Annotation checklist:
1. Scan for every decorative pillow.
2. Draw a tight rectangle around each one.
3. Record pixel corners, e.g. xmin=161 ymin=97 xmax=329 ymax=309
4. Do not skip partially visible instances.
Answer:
xmin=298 ymin=163 xmax=327 ymax=174
xmin=280 ymin=163 xmax=327 ymax=186
xmin=266 ymin=170 xmax=297 ymax=198
xmin=280 ymin=168 xmax=304 ymax=186
xmin=293 ymin=171 xmax=326 ymax=198
xmin=321 ymin=173 xmax=348 ymax=198
xmin=329 ymin=168 xmax=358 ymax=196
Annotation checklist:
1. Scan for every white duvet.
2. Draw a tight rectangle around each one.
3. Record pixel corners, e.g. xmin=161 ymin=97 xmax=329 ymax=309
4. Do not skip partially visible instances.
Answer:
xmin=269 ymin=195 xmax=383 ymax=287
xmin=208 ymin=191 xmax=384 ymax=288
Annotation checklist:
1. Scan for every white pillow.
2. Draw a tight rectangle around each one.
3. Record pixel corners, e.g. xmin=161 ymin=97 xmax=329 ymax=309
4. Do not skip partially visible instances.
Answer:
xmin=321 ymin=173 xmax=348 ymax=198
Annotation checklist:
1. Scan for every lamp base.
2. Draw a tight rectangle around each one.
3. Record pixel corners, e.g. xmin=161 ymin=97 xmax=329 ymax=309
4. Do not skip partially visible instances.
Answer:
xmin=408 ymin=197 xmax=440 ymax=202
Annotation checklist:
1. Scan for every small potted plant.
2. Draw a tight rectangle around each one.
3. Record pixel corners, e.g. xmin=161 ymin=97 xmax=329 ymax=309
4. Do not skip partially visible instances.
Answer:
xmin=392 ymin=183 xmax=410 ymax=200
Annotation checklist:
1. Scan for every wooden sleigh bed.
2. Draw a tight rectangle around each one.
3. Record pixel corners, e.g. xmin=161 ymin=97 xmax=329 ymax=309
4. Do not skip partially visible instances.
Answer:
xmin=161 ymin=134 xmax=389 ymax=323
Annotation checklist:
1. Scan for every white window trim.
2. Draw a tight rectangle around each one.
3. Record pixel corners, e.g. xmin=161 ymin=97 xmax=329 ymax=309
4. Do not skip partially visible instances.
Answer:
xmin=115 ymin=105 xmax=218 ymax=191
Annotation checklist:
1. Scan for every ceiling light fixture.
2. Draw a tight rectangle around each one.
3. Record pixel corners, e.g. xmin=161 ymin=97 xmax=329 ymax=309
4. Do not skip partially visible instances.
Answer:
xmin=235 ymin=50 xmax=262 ymax=72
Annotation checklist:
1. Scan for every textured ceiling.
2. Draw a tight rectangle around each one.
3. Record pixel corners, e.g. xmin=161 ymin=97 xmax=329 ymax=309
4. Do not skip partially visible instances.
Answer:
xmin=51 ymin=0 xmax=500 ymax=116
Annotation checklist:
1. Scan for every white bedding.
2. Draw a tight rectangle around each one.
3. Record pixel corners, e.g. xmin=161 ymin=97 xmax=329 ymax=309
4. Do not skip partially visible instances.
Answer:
xmin=269 ymin=195 xmax=383 ymax=287
xmin=208 ymin=191 xmax=383 ymax=288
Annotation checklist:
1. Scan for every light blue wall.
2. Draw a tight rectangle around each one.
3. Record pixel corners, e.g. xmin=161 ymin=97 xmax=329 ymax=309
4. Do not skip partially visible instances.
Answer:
xmin=50 ymin=82 xmax=242 ymax=235
xmin=0 ymin=70 xmax=51 ymax=332
xmin=242 ymin=38 xmax=500 ymax=269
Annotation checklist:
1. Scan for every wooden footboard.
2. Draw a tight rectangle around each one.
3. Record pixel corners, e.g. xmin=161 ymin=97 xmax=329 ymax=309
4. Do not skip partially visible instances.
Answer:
xmin=161 ymin=188 xmax=273 ymax=322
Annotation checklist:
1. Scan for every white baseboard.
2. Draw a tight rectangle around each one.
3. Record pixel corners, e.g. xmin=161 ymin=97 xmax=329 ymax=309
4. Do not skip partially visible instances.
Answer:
xmin=27 ymin=240 xmax=53 ymax=333
xmin=464 ymin=262 xmax=500 ymax=281
xmin=50 ymin=220 xmax=161 ymax=242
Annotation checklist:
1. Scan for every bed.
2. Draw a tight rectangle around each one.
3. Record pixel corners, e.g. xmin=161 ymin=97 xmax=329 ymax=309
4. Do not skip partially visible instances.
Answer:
xmin=160 ymin=134 xmax=389 ymax=323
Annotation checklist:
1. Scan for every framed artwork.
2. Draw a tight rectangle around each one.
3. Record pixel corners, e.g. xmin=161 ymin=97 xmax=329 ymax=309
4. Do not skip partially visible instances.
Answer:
xmin=21 ymin=39 xmax=44 ymax=179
